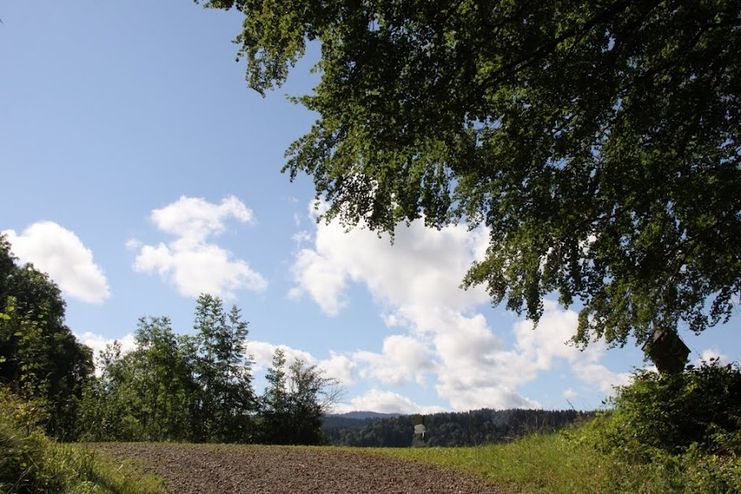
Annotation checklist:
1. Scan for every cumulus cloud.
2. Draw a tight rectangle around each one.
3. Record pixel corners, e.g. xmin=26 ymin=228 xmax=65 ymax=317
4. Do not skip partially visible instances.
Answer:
xmin=132 ymin=196 xmax=267 ymax=298
xmin=3 ymin=222 xmax=110 ymax=303
xmin=353 ymin=335 xmax=436 ymax=386
xmin=290 ymin=216 xmax=490 ymax=313
xmin=320 ymin=353 xmax=356 ymax=385
xmin=289 ymin=248 xmax=348 ymax=315
xmin=289 ymin=206 xmax=630 ymax=411
xmin=563 ymin=388 xmax=578 ymax=400
xmin=249 ymin=340 xmax=316 ymax=370
xmin=332 ymin=389 xmax=447 ymax=415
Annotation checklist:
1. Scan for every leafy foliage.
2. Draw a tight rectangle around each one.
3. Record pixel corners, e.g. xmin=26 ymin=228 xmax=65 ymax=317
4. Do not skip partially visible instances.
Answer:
xmin=78 ymin=318 xmax=196 ymax=442
xmin=259 ymin=348 xmax=290 ymax=443
xmin=78 ymin=297 xmax=257 ymax=443
xmin=547 ymin=360 xmax=741 ymax=492
xmin=190 ymin=295 xmax=256 ymax=443
xmin=0 ymin=234 xmax=93 ymax=440
xmin=259 ymin=348 xmax=340 ymax=444
xmin=202 ymin=0 xmax=741 ymax=352
xmin=1 ymin=386 xmax=164 ymax=494
xmin=78 ymin=296 xmax=336 ymax=445
xmin=594 ymin=359 xmax=740 ymax=458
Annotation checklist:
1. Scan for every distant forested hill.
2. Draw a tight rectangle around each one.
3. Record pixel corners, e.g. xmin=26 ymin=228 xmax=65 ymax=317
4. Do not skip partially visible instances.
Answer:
xmin=322 ymin=408 xmax=593 ymax=447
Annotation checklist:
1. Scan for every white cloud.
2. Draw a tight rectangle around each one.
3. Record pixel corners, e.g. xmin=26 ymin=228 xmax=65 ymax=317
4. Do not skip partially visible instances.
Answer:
xmin=3 ymin=222 xmax=110 ymax=303
xmin=289 ymin=212 xmax=490 ymax=314
xmin=76 ymin=331 xmax=137 ymax=358
xmin=132 ymin=195 xmax=267 ymax=298
xmin=477 ymin=301 xmax=629 ymax=398
xmin=563 ymin=388 xmax=578 ymax=400
xmin=319 ymin=353 xmax=356 ymax=385
xmin=573 ymin=362 xmax=630 ymax=394
xmin=249 ymin=340 xmax=316 ymax=370
xmin=332 ymin=389 xmax=446 ymax=415
xmin=697 ymin=348 xmax=731 ymax=366
xmin=289 ymin=206 xmax=631 ymax=411
xmin=289 ymin=248 xmax=348 ymax=315
xmin=353 ymin=334 xmax=436 ymax=386
xmin=75 ymin=331 xmax=136 ymax=376
xmin=151 ymin=195 xmax=253 ymax=242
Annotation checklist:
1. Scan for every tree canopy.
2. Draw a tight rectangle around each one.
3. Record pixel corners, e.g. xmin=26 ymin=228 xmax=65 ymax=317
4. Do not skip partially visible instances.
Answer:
xmin=0 ymin=234 xmax=93 ymax=439
xmin=204 ymin=0 xmax=740 ymax=351
xmin=260 ymin=348 xmax=340 ymax=444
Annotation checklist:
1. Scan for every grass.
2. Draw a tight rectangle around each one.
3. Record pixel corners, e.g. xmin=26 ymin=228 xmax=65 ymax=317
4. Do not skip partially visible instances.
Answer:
xmin=369 ymin=432 xmax=611 ymax=493
xmin=1 ymin=429 xmax=165 ymax=494
xmin=1 ymin=388 xmax=164 ymax=494
xmin=37 ymin=442 xmax=165 ymax=494
xmin=368 ymin=426 xmax=740 ymax=493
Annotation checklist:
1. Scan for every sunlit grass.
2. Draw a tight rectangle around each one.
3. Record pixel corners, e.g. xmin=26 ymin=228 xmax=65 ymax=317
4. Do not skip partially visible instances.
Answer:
xmin=368 ymin=432 xmax=614 ymax=493
xmin=45 ymin=443 xmax=165 ymax=494
xmin=366 ymin=427 xmax=740 ymax=493
xmin=1 ymin=436 xmax=165 ymax=494
xmin=1 ymin=389 xmax=164 ymax=493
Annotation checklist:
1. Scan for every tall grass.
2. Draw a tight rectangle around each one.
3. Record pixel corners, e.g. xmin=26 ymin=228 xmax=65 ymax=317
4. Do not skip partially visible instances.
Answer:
xmin=373 ymin=363 xmax=740 ymax=493
xmin=372 ymin=431 xmax=609 ymax=493
xmin=371 ymin=424 xmax=740 ymax=493
xmin=0 ymin=387 xmax=164 ymax=494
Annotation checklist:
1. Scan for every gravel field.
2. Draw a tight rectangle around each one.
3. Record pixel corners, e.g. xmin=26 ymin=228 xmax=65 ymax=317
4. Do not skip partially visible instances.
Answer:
xmin=87 ymin=443 xmax=500 ymax=494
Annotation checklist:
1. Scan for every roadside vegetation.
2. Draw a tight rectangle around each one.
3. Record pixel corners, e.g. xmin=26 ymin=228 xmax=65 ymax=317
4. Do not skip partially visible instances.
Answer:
xmin=0 ymin=387 xmax=164 ymax=494
xmin=377 ymin=360 xmax=740 ymax=493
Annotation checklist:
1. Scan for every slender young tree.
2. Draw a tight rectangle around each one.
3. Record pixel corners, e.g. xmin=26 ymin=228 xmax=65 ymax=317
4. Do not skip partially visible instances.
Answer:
xmin=192 ymin=294 xmax=256 ymax=442
xmin=259 ymin=348 xmax=290 ymax=444
xmin=131 ymin=317 xmax=194 ymax=441
xmin=286 ymin=358 xmax=339 ymax=445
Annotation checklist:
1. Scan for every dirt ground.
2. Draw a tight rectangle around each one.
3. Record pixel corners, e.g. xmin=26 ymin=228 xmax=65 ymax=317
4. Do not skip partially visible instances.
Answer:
xmin=87 ymin=443 xmax=500 ymax=494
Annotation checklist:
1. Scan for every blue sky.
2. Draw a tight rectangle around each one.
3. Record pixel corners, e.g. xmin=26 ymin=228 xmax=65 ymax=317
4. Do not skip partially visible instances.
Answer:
xmin=2 ymin=1 xmax=738 ymax=414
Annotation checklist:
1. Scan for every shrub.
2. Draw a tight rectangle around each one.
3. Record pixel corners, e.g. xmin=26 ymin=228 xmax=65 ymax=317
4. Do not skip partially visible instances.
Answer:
xmin=570 ymin=359 xmax=741 ymax=492
xmin=0 ymin=387 xmax=51 ymax=492
xmin=0 ymin=386 xmax=164 ymax=493
xmin=601 ymin=359 xmax=740 ymax=459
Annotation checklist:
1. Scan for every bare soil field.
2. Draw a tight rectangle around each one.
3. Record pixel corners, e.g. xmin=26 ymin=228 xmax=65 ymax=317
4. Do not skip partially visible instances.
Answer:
xmin=87 ymin=443 xmax=500 ymax=494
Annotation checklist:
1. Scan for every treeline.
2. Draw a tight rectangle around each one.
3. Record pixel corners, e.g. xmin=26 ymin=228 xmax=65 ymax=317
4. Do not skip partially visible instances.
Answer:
xmin=78 ymin=294 xmax=338 ymax=444
xmin=323 ymin=409 xmax=592 ymax=447
xmin=0 ymin=235 xmax=336 ymax=445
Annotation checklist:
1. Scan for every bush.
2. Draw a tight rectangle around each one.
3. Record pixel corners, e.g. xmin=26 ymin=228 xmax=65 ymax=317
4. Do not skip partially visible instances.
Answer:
xmin=0 ymin=386 xmax=164 ymax=493
xmin=601 ymin=359 xmax=740 ymax=459
xmin=0 ymin=387 xmax=51 ymax=492
xmin=570 ymin=360 xmax=741 ymax=492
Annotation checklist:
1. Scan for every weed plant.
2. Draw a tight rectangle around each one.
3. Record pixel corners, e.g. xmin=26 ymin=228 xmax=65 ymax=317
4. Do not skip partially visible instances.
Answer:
xmin=0 ymin=387 xmax=164 ymax=493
